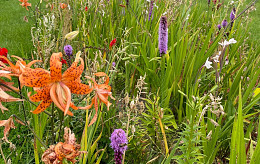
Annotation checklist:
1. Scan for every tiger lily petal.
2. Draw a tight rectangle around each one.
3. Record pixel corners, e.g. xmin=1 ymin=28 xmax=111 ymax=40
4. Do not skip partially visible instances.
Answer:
xmin=21 ymin=52 xmax=91 ymax=116
xmin=79 ymin=72 xmax=114 ymax=126
xmin=0 ymin=72 xmax=23 ymax=113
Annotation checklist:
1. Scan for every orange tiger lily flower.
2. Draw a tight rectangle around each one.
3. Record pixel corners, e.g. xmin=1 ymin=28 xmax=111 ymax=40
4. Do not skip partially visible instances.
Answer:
xmin=79 ymin=72 xmax=115 ymax=126
xmin=0 ymin=55 xmax=41 ymax=76
xmin=42 ymin=127 xmax=83 ymax=164
xmin=0 ymin=115 xmax=24 ymax=144
xmin=19 ymin=0 xmax=31 ymax=11
xmin=0 ymin=70 xmax=23 ymax=113
xmin=19 ymin=52 xmax=92 ymax=116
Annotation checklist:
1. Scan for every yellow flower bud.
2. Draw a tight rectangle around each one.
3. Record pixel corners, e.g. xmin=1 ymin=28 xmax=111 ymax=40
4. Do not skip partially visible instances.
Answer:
xmin=65 ymin=31 xmax=79 ymax=40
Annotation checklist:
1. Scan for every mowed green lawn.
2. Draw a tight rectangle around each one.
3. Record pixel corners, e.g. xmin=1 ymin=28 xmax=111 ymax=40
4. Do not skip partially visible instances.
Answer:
xmin=0 ymin=0 xmax=38 ymax=57
xmin=0 ymin=0 xmax=259 ymax=57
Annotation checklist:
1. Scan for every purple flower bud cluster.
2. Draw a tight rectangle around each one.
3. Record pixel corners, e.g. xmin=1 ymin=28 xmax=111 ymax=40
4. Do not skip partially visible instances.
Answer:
xmin=208 ymin=0 xmax=210 ymax=5
xmin=230 ymin=8 xmax=236 ymax=21
xmin=159 ymin=16 xmax=168 ymax=55
xmin=222 ymin=19 xmax=228 ymax=28
xmin=217 ymin=24 xmax=221 ymax=30
xmin=110 ymin=129 xmax=128 ymax=164
xmin=148 ymin=1 xmax=154 ymax=21
xmin=114 ymin=151 xmax=123 ymax=164
xmin=64 ymin=45 xmax=73 ymax=56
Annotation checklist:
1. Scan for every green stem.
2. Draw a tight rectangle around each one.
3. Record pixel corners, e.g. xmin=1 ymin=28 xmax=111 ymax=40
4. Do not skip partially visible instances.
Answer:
xmin=58 ymin=110 xmax=64 ymax=141
xmin=51 ymin=103 xmax=55 ymax=144
xmin=0 ymin=139 xmax=7 ymax=164
xmin=18 ymin=79 xmax=28 ymax=123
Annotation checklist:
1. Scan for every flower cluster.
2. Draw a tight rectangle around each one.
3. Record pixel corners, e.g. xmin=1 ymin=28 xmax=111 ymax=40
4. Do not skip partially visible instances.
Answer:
xmin=159 ymin=16 xmax=168 ymax=55
xmin=110 ymin=129 xmax=128 ymax=164
xmin=19 ymin=0 xmax=31 ymax=11
xmin=42 ymin=127 xmax=83 ymax=164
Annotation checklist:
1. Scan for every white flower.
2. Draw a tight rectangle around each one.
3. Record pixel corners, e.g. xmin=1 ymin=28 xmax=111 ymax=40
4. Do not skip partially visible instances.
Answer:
xmin=213 ymin=55 xmax=220 ymax=63
xmin=204 ymin=58 xmax=212 ymax=69
xmin=163 ymin=12 xmax=167 ymax=15
xmin=230 ymin=1 xmax=234 ymax=4
xmin=186 ymin=14 xmax=190 ymax=20
xmin=218 ymin=40 xmax=229 ymax=46
xmin=147 ymin=0 xmax=151 ymax=2
xmin=218 ymin=38 xmax=237 ymax=47
xmin=154 ymin=3 xmax=158 ymax=9
xmin=229 ymin=38 xmax=237 ymax=44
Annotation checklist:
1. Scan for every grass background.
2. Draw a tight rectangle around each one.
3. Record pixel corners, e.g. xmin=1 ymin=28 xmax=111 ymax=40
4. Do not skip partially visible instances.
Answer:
xmin=0 ymin=0 xmax=259 ymax=57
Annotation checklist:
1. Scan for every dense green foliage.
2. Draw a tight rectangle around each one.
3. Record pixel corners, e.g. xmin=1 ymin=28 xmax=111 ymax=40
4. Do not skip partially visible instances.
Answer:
xmin=0 ymin=0 xmax=259 ymax=163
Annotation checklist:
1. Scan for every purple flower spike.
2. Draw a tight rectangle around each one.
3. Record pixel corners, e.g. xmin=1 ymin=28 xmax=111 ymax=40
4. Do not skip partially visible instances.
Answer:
xmin=112 ymin=62 xmax=116 ymax=67
xmin=110 ymin=129 xmax=128 ymax=164
xmin=64 ymin=45 xmax=73 ymax=56
xmin=222 ymin=19 xmax=228 ymax=28
xmin=159 ymin=16 xmax=168 ymax=55
xmin=208 ymin=0 xmax=210 ymax=5
xmin=217 ymin=24 xmax=221 ymax=30
xmin=230 ymin=8 xmax=236 ymax=21
xmin=148 ymin=1 xmax=154 ymax=21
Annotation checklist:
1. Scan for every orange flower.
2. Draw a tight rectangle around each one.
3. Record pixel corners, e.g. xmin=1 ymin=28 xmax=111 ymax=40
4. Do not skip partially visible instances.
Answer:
xmin=0 ymin=70 xmax=23 ymax=113
xmin=19 ymin=0 xmax=31 ymax=11
xmin=60 ymin=3 xmax=68 ymax=9
xmin=42 ymin=127 xmax=83 ymax=164
xmin=0 ymin=115 xmax=24 ymax=144
xmin=0 ymin=55 xmax=41 ymax=76
xmin=19 ymin=52 xmax=92 ymax=116
xmin=79 ymin=72 xmax=115 ymax=126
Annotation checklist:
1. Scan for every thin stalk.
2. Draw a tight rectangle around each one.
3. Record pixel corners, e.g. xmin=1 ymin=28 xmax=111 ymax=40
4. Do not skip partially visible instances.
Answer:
xmin=122 ymin=108 xmax=131 ymax=164
xmin=0 ymin=82 xmax=51 ymax=116
xmin=18 ymin=79 xmax=28 ymax=123
xmin=0 ymin=139 xmax=7 ymax=164
xmin=51 ymin=103 xmax=55 ymax=144
xmin=58 ymin=110 xmax=64 ymax=141
xmin=12 ymin=114 xmax=47 ymax=149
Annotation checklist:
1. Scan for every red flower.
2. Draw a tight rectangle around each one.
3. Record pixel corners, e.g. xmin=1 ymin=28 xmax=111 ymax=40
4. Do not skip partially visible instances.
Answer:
xmin=109 ymin=38 xmax=116 ymax=50
xmin=61 ymin=57 xmax=67 ymax=64
xmin=0 ymin=47 xmax=8 ymax=64
xmin=85 ymin=6 xmax=88 ymax=12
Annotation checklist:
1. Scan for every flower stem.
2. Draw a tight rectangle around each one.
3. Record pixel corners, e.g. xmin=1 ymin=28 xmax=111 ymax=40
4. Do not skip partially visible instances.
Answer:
xmin=0 ymin=139 xmax=7 ymax=164
xmin=58 ymin=110 xmax=64 ymax=141
xmin=18 ymin=79 xmax=28 ymax=123
xmin=51 ymin=103 xmax=55 ymax=144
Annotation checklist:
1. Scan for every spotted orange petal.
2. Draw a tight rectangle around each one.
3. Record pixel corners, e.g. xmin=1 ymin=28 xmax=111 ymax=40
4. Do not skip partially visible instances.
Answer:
xmin=62 ymin=58 xmax=84 ymax=83
xmin=19 ymin=67 xmax=51 ymax=87
xmin=31 ymin=99 xmax=52 ymax=114
xmin=65 ymin=81 xmax=92 ymax=95
xmin=50 ymin=52 xmax=62 ymax=82
xmin=28 ymin=86 xmax=51 ymax=102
